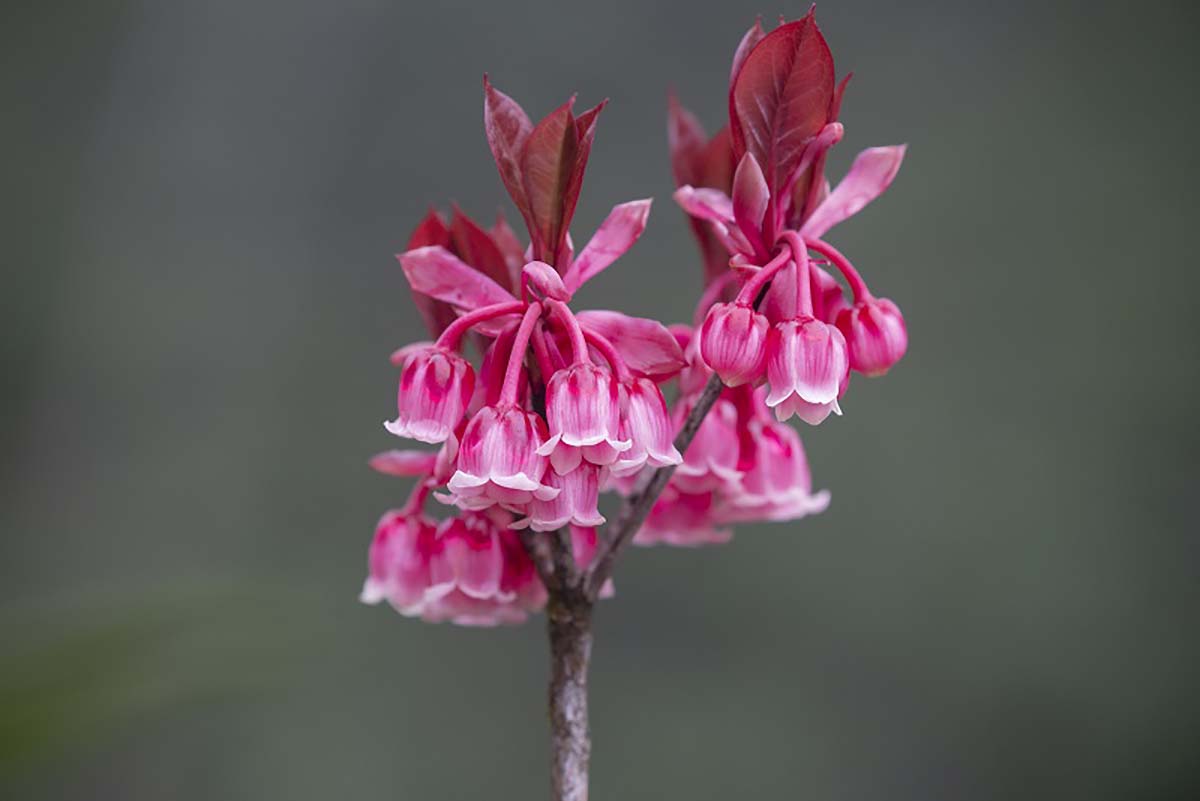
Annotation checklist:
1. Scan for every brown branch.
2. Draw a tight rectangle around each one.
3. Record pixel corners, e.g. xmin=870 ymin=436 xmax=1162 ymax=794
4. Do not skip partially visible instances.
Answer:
xmin=518 ymin=529 xmax=561 ymax=594
xmin=583 ymin=371 xmax=725 ymax=599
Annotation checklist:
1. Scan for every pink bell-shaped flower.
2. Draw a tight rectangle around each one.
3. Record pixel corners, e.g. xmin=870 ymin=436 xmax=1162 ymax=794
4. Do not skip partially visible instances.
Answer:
xmin=359 ymin=508 xmax=438 ymax=615
xmin=538 ymin=362 xmax=631 ymax=474
xmin=836 ymin=297 xmax=907 ymax=376
xmin=720 ymin=417 xmax=831 ymax=522
xmin=764 ymin=316 xmax=849 ymax=425
xmin=634 ymin=485 xmax=733 ymax=547
xmin=699 ymin=302 xmax=769 ymax=387
xmin=447 ymin=405 xmax=559 ymax=510
xmin=420 ymin=512 xmax=546 ymax=626
xmin=611 ymin=377 xmax=683 ymax=477
xmin=515 ymin=464 xmax=606 ymax=532
xmin=671 ymin=398 xmax=743 ymax=493
xmin=385 ymin=346 xmax=475 ymax=444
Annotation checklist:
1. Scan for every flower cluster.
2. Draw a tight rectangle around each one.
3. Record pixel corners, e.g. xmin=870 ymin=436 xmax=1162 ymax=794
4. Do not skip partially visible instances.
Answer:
xmin=675 ymin=12 xmax=908 ymax=425
xmin=633 ymin=11 xmax=908 ymax=545
xmin=364 ymin=80 xmax=679 ymax=624
xmin=364 ymin=11 xmax=908 ymax=621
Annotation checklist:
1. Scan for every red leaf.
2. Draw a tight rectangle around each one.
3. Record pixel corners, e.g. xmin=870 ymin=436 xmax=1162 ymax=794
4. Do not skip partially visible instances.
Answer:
xmin=449 ymin=206 xmax=514 ymax=293
xmin=489 ymin=210 xmax=526 ymax=286
xmin=698 ymin=127 xmax=735 ymax=193
xmin=667 ymin=92 xmax=708 ymax=189
xmin=729 ymin=17 xmax=766 ymax=85
xmin=407 ymin=208 xmax=451 ymax=249
xmin=483 ymin=76 xmax=534 ymax=226
xmin=731 ymin=152 xmax=769 ymax=251
xmin=728 ymin=13 xmax=835 ymax=204
xmin=556 ymin=100 xmax=606 ymax=267
xmin=520 ymin=99 xmax=579 ymax=266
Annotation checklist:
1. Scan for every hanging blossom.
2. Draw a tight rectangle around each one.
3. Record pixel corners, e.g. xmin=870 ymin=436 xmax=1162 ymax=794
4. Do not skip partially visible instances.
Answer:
xmin=674 ymin=11 xmax=908 ymax=425
xmin=621 ymin=11 xmax=908 ymax=547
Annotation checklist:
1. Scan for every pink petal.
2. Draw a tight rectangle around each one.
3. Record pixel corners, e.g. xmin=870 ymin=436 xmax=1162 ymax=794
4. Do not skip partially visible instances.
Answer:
xmin=672 ymin=185 xmax=734 ymax=224
xmin=389 ymin=340 xmax=433 ymax=367
xmin=562 ymin=199 xmax=652 ymax=293
xmin=369 ymin=450 xmax=437 ymax=477
xmin=576 ymin=310 xmax=687 ymax=380
xmin=398 ymin=246 xmax=518 ymax=315
xmin=800 ymin=145 xmax=906 ymax=239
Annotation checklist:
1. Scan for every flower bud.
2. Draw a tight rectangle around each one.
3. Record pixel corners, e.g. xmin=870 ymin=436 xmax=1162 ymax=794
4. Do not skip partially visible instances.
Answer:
xmin=836 ymin=297 xmax=907 ymax=376
xmin=699 ymin=302 xmax=769 ymax=387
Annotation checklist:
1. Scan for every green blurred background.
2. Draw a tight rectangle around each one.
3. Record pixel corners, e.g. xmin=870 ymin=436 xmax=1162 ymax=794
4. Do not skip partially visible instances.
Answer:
xmin=4 ymin=1 xmax=1198 ymax=798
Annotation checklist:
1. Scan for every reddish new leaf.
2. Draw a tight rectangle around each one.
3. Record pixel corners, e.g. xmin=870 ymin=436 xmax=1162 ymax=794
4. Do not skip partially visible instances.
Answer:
xmin=667 ymin=92 xmax=708 ymax=188
xmin=406 ymin=208 xmax=451 ymax=250
xmin=729 ymin=17 xmax=766 ymax=85
xmin=728 ymin=14 xmax=835 ymax=203
xmin=520 ymin=99 xmax=579 ymax=266
xmin=556 ymin=100 xmax=606 ymax=267
xmin=489 ymin=210 xmax=526 ymax=287
xmin=450 ymin=206 xmax=514 ymax=293
xmin=483 ymin=76 xmax=534 ymax=226
xmin=731 ymin=152 xmax=769 ymax=249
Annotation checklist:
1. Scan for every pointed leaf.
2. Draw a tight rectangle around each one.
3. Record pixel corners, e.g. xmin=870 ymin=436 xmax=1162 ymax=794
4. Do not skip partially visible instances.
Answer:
xmin=562 ymin=199 xmax=652 ymax=293
xmin=576 ymin=310 xmax=686 ymax=379
xmin=731 ymin=152 xmax=769 ymax=242
xmin=667 ymin=93 xmax=708 ymax=188
xmin=556 ymin=100 xmax=606 ymax=267
xmin=489 ymin=210 xmax=526 ymax=287
xmin=728 ymin=14 xmax=835 ymax=202
xmin=729 ymin=17 xmax=766 ymax=84
xmin=398 ymin=246 xmax=517 ymax=315
xmin=521 ymin=99 xmax=579 ymax=265
xmin=800 ymin=145 xmax=906 ymax=239
xmin=483 ymin=76 xmax=534 ymax=223
xmin=698 ymin=127 xmax=735 ymax=192
xmin=450 ymin=206 xmax=514 ymax=292
xmin=407 ymin=209 xmax=451 ymax=249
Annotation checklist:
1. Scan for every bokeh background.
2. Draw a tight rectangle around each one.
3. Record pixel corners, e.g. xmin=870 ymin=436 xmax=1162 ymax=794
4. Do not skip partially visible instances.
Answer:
xmin=4 ymin=1 xmax=1198 ymax=798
